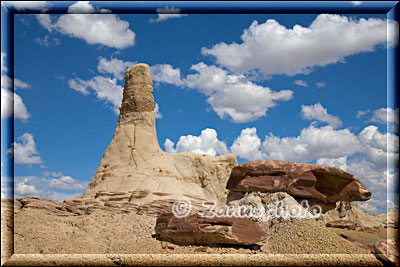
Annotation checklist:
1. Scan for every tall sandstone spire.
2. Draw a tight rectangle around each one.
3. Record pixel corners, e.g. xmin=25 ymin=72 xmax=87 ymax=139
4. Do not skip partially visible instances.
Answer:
xmin=83 ymin=64 xmax=237 ymax=205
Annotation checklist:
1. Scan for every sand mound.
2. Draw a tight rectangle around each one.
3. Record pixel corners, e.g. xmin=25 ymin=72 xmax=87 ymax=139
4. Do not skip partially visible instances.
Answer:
xmin=266 ymin=218 xmax=370 ymax=254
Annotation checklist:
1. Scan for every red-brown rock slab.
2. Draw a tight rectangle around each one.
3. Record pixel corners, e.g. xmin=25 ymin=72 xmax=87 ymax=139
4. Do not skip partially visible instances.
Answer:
xmin=226 ymin=160 xmax=371 ymax=204
xmin=155 ymin=212 xmax=266 ymax=246
xmin=326 ymin=220 xmax=356 ymax=230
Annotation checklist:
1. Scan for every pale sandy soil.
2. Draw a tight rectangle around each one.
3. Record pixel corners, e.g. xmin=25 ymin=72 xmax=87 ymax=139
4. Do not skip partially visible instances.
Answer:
xmin=1 ymin=199 xmax=386 ymax=266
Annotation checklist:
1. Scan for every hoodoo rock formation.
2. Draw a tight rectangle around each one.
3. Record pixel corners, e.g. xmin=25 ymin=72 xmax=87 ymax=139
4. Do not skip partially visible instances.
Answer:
xmin=83 ymin=64 xmax=237 ymax=206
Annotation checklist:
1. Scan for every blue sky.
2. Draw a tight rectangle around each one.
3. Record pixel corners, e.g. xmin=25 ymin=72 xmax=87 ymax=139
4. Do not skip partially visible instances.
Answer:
xmin=1 ymin=1 xmax=398 ymax=214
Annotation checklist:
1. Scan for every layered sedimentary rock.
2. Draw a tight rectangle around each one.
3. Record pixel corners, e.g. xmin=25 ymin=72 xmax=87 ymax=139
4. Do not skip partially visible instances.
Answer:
xmin=11 ymin=195 xmax=203 ymax=217
xmin=226 ymin=160 xmax=371 ymax=212
xmin=155 ymin=212 xmax=266 ymax=246
xmin=321 ymin=201 xmax=398 ymax=228
xmin=83 ymin=64 xmax=237 ymax=206
xmin=326 ymin=220 xmax=356 ymax=230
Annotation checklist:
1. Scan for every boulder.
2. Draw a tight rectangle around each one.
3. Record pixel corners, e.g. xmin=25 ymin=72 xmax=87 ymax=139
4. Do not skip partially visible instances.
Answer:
xmin=374 ymin=239 xmax=399 ymax=266
xmin=83 ymin=63 xmax=237 ymax=206
xmin=155 ymin=212 xmax=266 ymax=246
xmin=326 ymin=220 xmax=356 ymax=230
xmin=226 ymin=160 xmax=371 ymax=210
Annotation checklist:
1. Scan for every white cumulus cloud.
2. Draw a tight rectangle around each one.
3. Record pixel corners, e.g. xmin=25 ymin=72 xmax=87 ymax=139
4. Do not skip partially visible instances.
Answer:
xmin=370 ymin=107 xmax=399 ymax=125
xmin=36 ymin=13 xmax=135 ymax=49
xmin=47 ymin=176 xmax=85 ymax=190
xmin=150 ymin=64 xmax=184 ymax=86
xmin=67 ymin=1 xmax=111 ymax=14
xmin=97 ymin=56 xmax=136 ymax=80
xmin=202 ymin=14 xmax=396 ymax=76
xmin=68 ymin=76 xmax=123 ymax=113
xmin=300 ymin=103 xmax=343 ymax=128
xmin=1 ymin=88 xmax=31 ymax=119
xmin=294 ymin=80 xmax=308 ymax=87
xmin=67 ymin=1 xmax=95 ymax=13
xmin=2 ymin=1 xmax=50 ymax=12
xmin=261 ymin=125 xmax=362 ymax=162
xmin=358 ymin=125 xmax=399 ymax=169
xmin=154 ymin=103 xmax=162 ymax=119
xmin=1 ymin=52 xmax=31 ymax=120
xmin=183 ymin=62 xmax=293 ymax=123
xmin=164 ymin=128 xmax=229 ymax=156
xmin=15 ymin=182 xmax=42 ymax=196
xmin=231 ymin=127 xmax=266 ymax=161
xmin=13 ymin=174 xmax=88 ymax=200
xmin=150 ymin=6 xmax=187 ymax=23
xmin=7 ymin=133 xmax=43 ymax=164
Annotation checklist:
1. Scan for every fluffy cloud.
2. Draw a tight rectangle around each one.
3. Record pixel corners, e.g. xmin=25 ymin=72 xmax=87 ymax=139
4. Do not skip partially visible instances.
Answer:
xmin=67 ymin=1 xmax=95 ymax=13
xmin=1 ymin=52 xmax=31 ymax=119
xmin=316 ymin=156 xmax=349 ymax=171
xmin=15 ymin=182 xmax=42 ymax=196
xmin=14 ymin=78 xmax=31 ymax=89
xmin=36 ymin=14 xmax=53 ymax=32
xmin=316 ymin=82 xmax=326 ymax=88
xmin=36 ymin=13 xmax=135 ymax=49
xmin=150 ymin=64 xmax=184 ymax=86
xmin=150 ymin=6 xmax=187 ymax=23
xmin=300 ymin=103 xmax=343 ymax=128
xmin=68 ymin=76 xmax=123 ymax=113
xmin=47 ymin=176 xmax=85 ymax=190
xmin=261 ymin=124 xmax=397 ymax=167
xmin=2 ymin=1 xmax=50 ymax=12
xmin=13 ymin=174 xmax=87 ymax=200
xmin=183 ymin=63 xmax=293 ymax=123
xmin=294 ymin=80 xmax=308 ymax=87
xmin=164 ymin=128 xmax=228 ymax=156
xmin=370 ymin=107 xmax=399 ymax=125
xmin=154 ymin=103 xmax=162 ymax=119
xmin=230 ymin=128 xmax=266 ymax=161
xmin=7 ymin=133 xmax=43 ymax=164
xmin=202 ymin=14 xmax=396 ymax=76
xmin=1 ymin=88 xmax=31 ymax=119
xmin=262 ymin=125 xmax=361 ymax=162
xmin=358 ymin=125 xmax=398 ymax=169
xmin=97 ymin=56 xmax=135 ymax=80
